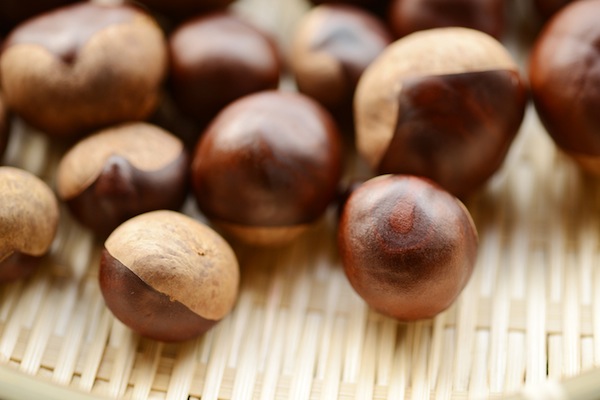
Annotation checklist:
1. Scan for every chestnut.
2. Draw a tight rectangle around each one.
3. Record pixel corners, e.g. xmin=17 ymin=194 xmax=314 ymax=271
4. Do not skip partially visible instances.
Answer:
xmin=388 ymin=0 xmax=506 ymax=39
xmin=308 ymin=0 xmax=389 ymax=16
xmin=191 ymin=90 xmax=343 ymax=246
xmin=529 ymin=0 xmax=600 ymax=174
xmin=0 ymin=0 xmax=78 ymax=34
xmin=169 ymin=12 xmax=281 ymax=128
xmin=0 ymin=166 xmax=59 ymax=282
xmin=0 ymin=92 xmax=9 ymax=159
xmin=0 ymin=2 xmax=167 ymax=139
xmin=338 ymin=174 xmax=478 ymax=321
xmin=290 ymin=4 xmax=392 ymax=127
xmin=56 ymin=122 xmax=189 ymax=238
xmin=533 ymin=0 xmax=573 ymax=19
xmin=131 ymin=0 xmax=235 ymax=20
xmin=354 ymin=27 xmax=527 ymax=198
xmin=100 ymin=210 xmax=239 ymax=342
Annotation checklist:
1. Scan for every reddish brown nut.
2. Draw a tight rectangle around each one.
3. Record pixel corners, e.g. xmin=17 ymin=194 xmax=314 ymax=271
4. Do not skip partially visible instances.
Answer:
xmin=0 ymin=166 xmax=59 ymax=282
xmin=0 ymin=2 xmax=167 ymax=139
xmin=309 ymin=0 xmax=389 ymax=16
xmin=100 ymin=210 xmax=239 ymax=342
xmin=290 ymin=4 xmax=392 ymax=127
xmin=131 ymin=0 xmax=235 ymax=20
xmin=56 ymin=122 xmax=189 ymax=238
xmin=191 ymin=91 xmax=343 ymax=246
xmin=338 ymin=174 xmax=478 ymax=321
xmin=0 ymin=0 xmax=77 ymax=34
xmin=529 ymin=0 xmax=600 ymax=174
xmin=388 ymin=0 xmax=506 ymax=39
xmin=354 ymin=27 xmax=527 ymax=198
xmin=0 ymin=92 xmax=9 ymax=158
xmin=533 ymin=0 xmax=573 ymax=19
xmin=169 ymin=12 xmax=281 ymax=128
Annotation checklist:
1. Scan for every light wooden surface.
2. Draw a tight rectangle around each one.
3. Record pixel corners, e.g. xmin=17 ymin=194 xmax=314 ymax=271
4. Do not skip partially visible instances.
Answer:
xmin=1 ymin=0 xmax=600 ymax=399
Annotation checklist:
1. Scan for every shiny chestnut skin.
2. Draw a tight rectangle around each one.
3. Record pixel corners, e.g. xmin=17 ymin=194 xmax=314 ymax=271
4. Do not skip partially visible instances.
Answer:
xmin=529 ymin=0 xmax=600 ymax=174
xmin=0 ymin=167 xmax=59 ymax=282
xmin=169 ymin=12 xmax=281 ymax=128
xmin=131 ymin=0 xmax=235 ymax=20
xmin=290 ymin=4 xmax=392 ymax=127
xmin=354 ymin=27 xmax=527 ymax=198
xmin=0 ymin=0 xmax=77 ymax=34
xmin=100 ymin=210 xmax=239 ymax=342
xmin=338 ymin=175 xmax=478 ymax=320
xmin=56 ymin=122 xmax=189 ymax=238
xmin=388 ymin=0 xmax=505 ymax=39
xmin=191 ymin=91 xmax=343 ymax=246
xmin=0 ymin=2 xmax=167 ymax=139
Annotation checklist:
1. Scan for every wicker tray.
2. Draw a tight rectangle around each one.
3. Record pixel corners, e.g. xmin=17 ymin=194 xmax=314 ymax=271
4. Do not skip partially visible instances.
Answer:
xmin=1 ymin=0 xmax=599 ymax=399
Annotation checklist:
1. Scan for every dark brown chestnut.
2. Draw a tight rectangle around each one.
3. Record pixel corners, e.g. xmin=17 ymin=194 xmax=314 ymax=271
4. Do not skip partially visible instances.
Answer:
xmin=529 ymin=0 xmax=600 ymax=173
xmin=533 ymin=0 xmax=573 ymax=19
xmin=388 ymin=0 xmax=506 ymax=39
xmin=0 ymin=2 xmax=167 ymax=138
xmin=169 ymin=12 xmax=281 ymax=128
xmin=0 ymin=0 xmax=78 ymax=34
xmin=131 ymin=0 xmax=235 ymax=20
xmin=354 ymin=27 xmax=527 ymax=198
xmin=338 ymin=174 xmax=478 ymax=321
xmin=56 ymin=122 xmax=189 ymax=238
xmin=100 ymin=210 xmax=239 ymax=342
xmin=290 ymin=4 xmax=392 ymax=127
xmin=191 ymin=90 xmax=343 ymax=246
xmin=0 ymin=166 xmax=59 ymax=282
xmin=308 ymin=0 xmax=390 ymax=16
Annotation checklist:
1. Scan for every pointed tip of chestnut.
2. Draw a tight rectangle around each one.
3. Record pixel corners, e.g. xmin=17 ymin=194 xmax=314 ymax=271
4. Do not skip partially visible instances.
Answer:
xmin=338 ymin=175 xmax=478 ymax=321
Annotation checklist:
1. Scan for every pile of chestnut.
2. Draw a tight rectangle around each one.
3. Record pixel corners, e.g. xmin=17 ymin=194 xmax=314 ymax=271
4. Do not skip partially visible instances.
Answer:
xmin=0 ymin=0 xmax=597 ymax=342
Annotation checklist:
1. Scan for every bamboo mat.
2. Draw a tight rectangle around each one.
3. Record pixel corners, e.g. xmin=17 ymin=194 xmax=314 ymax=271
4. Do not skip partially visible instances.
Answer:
xmin=1 ymin=0 xmax=599 ymax=399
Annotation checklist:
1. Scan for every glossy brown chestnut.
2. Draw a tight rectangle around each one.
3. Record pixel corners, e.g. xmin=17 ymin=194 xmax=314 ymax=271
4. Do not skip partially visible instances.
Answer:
xmin=0 ymin=2 xmax=167 ymax=138
xmin=0 ymin=92 xmax=9 ymax=159
xmin=529 ymin=0 xmax=600 ymax=173
xmin=388 ymin=0 xmax=506 ymax=39
xmin=309 ymin=0 xmax=389 ymax=16
xmin=169 ymin=12 xmax=281 ymax=128
xmin=131 ymin=0 xmax=235 ymax=20
xmin=290 ymin=4 xmax=392 ymax=127
xmin=56 ymin=122 xmax=189 ymax=238
xmin=0 ymin=166 xmax=59 ymax=282
xmin=100 ymin=210 xmax=239 ymax=342
xmin=354 ymin=27 xmax=527 ymax=198
xmin=191 ymin=90 xmax=343 ymax=246
xmin=0 ymin=0 xmax=77 ymax=34
xmin=338 ymin=175 xmax=478 ymax=321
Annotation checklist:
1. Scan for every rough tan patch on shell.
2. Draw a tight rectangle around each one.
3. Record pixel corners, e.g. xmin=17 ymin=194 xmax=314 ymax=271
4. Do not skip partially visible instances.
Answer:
xmin=104 ymin=210 xmax=239 ymax=321
xmin=0 ymin=14 xmax=166 ymax=137
xmin=56 ymin=122 xmax=184 ymax=199
xmin=0 ymin=167 xmax=59 ymax=261
xmin=354 ymin=27 xmax=519 ymax=171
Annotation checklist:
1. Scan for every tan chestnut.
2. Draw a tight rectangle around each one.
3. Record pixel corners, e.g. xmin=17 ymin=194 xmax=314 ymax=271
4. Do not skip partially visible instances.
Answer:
xmin=0 ymin=2 xmax=167 ymax=138
xmin=100 ymin=210 xmax=239 ymax=342
xmin=0 ymin=166 xmax=59 ymax=282
xmin=354 ymin=27 xmax=527 ymax=198
xmin=338 ymin=174 xmax=478 ymax=320
xmin=290 ymin=4 xmax=392 ymax=126
xmin=56 ymin=122 xmax=189 ymax=238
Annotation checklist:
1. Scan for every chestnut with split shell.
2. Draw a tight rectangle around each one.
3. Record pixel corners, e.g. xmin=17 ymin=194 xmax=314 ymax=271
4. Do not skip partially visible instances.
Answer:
xmin=338 ymin=174 xmax=478 ymax=321
xmin=354 ymin=27 xmax=527 ymax=198
xmin=100 ymin=210 xmax=239 ymax=342
xmin=529 ymin=0 xmax=600 ymax=174
xmin=56 ymin=122 xmax=189 ymax=238
xmin=0 ymin=2 xmax=167 ymax=138
xmin=0 ymin=166 xmax=59 ymax=282
xmin=191 ymin=90 xmax=343 ymax=246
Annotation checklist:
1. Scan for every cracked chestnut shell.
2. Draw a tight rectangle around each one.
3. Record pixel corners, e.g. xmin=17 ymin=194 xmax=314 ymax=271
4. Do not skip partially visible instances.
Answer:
xmin=191 ymin=91 xmax=343 ymax=246
xmin=100 ymin=210 xmax=239 ymax=342
xmin=56 ymin=122 xmax=189 ymax=238
xmin=169 ymin=12 xmax=281 ymax=128
xmin=338 ymin=174 xmax=478 ymax=321
xmin=529 ymin=0 xmax=600 ymax=174
xmin=0 ymin=166 xmax=59 ymax=282
xmin=388 ymin=0 xmax=506 ymax=39
xmin=354 ymin=27 xmax=527 ymax=198
xmin=0 ymin=2 xmax=167 ymax=138
xmin=290 ymin=4 xmax=392 ymax=126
